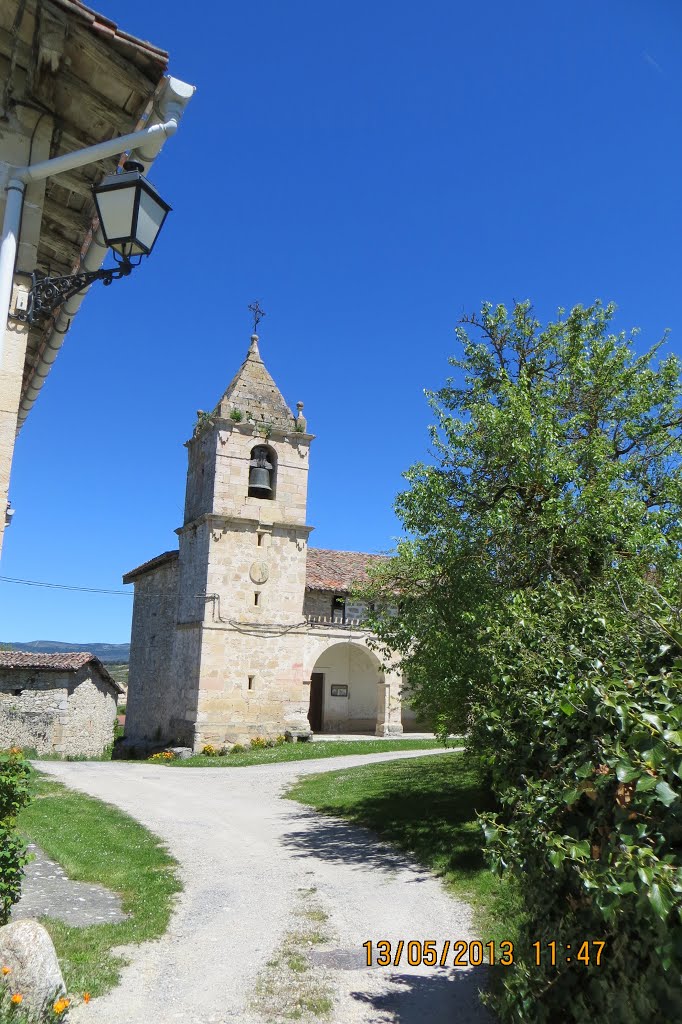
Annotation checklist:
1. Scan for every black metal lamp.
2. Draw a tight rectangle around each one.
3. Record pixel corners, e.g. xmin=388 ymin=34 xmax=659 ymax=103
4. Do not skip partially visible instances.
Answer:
xmin=93 ymin=161 xmax=171 ymax=261
xmin=12 ymin=161 xmax=171 ymax=327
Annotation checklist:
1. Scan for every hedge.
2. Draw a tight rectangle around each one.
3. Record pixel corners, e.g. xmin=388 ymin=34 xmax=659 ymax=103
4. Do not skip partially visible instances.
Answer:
xmin=0 ymin=749 xmax=32 ymax=925
xmin=476 ymin=598 xmax=682 ymax=1023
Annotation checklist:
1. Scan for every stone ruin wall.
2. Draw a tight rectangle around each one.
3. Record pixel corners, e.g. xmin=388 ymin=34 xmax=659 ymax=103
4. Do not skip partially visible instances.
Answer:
xmin=0 ymin=667 xmax=117 ymax=755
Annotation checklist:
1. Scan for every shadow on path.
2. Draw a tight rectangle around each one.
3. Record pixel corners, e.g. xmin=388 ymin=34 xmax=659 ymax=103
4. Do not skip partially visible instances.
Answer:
xmin=281 ymin=809 xmax=432 ymax=879
xmin=352 ymin=966 xmax=494 ymax=1024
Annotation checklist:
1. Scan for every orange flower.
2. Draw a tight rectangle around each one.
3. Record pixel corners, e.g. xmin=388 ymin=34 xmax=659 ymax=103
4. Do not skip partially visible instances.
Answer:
xmin=1 ymin=966 xmax=10 ymax=975
xmin=83 ymin=992 xmax=91 ymax=1003
xmin=10 ymin=993 xmax=23 ymax=1004
xmin=53 ymin=997 xmax=70 ymax=1014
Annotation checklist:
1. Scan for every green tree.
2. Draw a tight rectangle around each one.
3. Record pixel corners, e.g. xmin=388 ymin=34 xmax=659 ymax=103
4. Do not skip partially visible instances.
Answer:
xmin=364 ymin=300 xmax=682 ymax=733
xmin=362 ymin=300 xmax=682 ymax=1021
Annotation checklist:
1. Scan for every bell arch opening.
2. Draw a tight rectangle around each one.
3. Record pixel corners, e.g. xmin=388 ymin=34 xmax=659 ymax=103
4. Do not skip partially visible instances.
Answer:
xmin=307 ymin=642 xmax=383 ymax=734
xmin=248 ymin=444 xmax=277 ymax=499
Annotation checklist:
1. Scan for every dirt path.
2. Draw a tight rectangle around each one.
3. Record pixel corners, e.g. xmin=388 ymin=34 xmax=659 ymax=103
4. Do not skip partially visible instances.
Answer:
xmin=39 ymin=750 xmax=492 ymax=1024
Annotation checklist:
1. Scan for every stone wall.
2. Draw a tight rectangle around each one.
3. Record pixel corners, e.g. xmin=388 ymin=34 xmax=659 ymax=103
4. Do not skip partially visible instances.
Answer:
xmin=125 ymin=558 xmax=181 ymax=744
xmin=303 ymin=589 xmax=333 ymax=619
xmin=61 ymin=670 xmax=118 ymax=757
xmin=0 ymin=666 xmax=117 ymax=755
xmin=0 ymin=669 xmax=68 ymax=752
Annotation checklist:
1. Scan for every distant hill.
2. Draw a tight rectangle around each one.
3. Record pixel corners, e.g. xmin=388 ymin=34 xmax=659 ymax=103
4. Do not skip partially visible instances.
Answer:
xmin=2 ymin=640 xmax=130 ymax=663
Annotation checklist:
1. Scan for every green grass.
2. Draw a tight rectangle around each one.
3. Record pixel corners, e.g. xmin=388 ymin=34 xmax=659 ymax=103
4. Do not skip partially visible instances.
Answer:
xmin=16 ymin=774 xmax=181 ymax=997
xmin=287 ymin=751 xmax=523 ymax=945
xmin=170 ymin=738 xmax=459 ymax=767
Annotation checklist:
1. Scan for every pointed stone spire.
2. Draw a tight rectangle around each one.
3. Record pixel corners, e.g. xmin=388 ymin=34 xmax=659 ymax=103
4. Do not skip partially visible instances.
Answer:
xmin=215 ymin=334 xmax=295 ymax=431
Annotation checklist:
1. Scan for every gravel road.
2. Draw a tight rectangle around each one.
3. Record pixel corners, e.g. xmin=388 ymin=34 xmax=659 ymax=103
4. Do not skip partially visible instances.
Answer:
xmin=38 ymin=750 xmax=492 ymax=1024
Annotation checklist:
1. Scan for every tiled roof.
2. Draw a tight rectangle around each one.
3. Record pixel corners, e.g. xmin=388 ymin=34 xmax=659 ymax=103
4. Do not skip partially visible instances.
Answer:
xmin=305 ymin=548 xmax=389 ymax=592
xmin=122 ymin=550 xmax=179 ymax=584
xmin=0 ymin=652 xmax=123 ymax=692
xmin=123 ymin=546 xmax=389 ymax=593
xmin=53 ymin=1 xmax=169 ymax=67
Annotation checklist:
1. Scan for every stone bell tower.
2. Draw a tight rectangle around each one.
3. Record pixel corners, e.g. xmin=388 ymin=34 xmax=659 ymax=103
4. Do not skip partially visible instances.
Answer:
xmin=174 ymin=331 xmax=315 ymax=746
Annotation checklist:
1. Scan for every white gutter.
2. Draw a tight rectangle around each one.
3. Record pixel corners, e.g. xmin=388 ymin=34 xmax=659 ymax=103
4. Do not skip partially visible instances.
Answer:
xmin=0 ymin=75 xmax=194 ymax=429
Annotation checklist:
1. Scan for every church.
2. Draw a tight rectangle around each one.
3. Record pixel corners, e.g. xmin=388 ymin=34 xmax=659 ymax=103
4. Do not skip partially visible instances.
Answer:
xmin=122 ymin=330 xmax=418 ymax=751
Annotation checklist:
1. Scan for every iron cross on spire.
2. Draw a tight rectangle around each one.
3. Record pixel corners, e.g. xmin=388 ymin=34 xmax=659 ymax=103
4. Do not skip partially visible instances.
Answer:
xmin=248 ymin=300 xmax=266 ymax=333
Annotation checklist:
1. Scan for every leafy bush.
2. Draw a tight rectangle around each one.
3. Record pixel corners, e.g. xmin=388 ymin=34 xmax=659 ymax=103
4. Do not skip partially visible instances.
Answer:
xmin=250 ymin=737 xmax=268 ymax=749
xmin=230 ymin=744 xmax=246 ymax=754
xmin=149 ymin=750 xmax=175 ymax=762
xmin=0 ymin=749 xmax=31 ymax=925
xmin=476 ymin=594 xmax=682 ymax=1023
xmin=201 ymin=744 xmax=218 ymax=757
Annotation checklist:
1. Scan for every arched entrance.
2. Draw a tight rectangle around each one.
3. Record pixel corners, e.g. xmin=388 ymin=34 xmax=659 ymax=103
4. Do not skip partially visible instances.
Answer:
xmin=307 ymin=642 xmax=383 ymax=734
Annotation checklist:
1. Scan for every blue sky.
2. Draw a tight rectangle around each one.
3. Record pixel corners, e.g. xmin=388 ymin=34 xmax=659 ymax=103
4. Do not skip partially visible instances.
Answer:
xmin=2 ymin=0 xmax=682 ymax=643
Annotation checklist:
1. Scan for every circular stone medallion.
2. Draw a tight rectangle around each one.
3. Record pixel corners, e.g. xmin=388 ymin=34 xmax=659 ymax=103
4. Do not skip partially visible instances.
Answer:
xmin=249 ymin=561 xmax=270 ymax=585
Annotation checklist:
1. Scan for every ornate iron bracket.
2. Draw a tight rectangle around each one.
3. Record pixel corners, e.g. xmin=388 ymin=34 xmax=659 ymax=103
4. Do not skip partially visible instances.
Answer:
xmin=10 ymin=260 xmax=135 ymax=326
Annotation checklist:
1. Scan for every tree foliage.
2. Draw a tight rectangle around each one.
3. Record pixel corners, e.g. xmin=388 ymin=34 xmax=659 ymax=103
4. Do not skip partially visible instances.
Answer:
xmin=364 ymin=300 xmax=682 ymax=729
xmin=0 ymin=749 xmax=31 ymax=925
xmin=361 ymin=301 xmax=682 ymax=1020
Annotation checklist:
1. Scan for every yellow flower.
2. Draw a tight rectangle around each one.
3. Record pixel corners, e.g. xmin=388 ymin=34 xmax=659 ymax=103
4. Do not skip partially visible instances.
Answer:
xmin=53 ymin=997 xmax=70 ymax=1014
xmin=1 ymin=966 xmax=10 ymax=975
xmin=11 ymin=993 xmax=23 ymax=1004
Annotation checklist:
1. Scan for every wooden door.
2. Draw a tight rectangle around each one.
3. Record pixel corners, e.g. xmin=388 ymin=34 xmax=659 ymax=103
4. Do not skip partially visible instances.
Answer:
xmin=308 ymin=673 xmax=324 ymax=732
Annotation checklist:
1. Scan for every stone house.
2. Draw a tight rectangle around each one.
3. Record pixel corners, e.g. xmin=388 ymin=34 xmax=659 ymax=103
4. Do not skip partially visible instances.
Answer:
xmin=0 ymin=652 xmax=123 ymax=756
xmin=123 ymin=333 xmax=421 ymax=750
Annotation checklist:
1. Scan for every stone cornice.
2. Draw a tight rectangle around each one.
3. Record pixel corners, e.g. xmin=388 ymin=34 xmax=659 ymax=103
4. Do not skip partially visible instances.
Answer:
xmin=176 ymin=513 xmax=315 ymax=538
xmin=186 ymin=418 xmax=315 ymax=448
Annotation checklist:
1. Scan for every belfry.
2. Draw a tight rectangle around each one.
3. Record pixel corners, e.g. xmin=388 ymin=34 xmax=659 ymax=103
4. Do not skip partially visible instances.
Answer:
xmin=123 ymin=328 xmax=416 ymax=750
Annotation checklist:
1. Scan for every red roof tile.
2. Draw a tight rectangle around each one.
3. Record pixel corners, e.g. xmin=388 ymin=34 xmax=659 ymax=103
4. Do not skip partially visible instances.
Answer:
xmin=305 ymin=548 xmax=389 ymax=592
xmin=0 ymin=652 xmax=123 ymax=692
xmin=52 ymin=1 xmax=169 ymax=67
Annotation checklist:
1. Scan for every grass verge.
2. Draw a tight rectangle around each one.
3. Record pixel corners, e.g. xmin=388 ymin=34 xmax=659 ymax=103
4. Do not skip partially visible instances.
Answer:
xmin=171 ymin=738 xmax=459 ymax=767
xmin=251 ymin=889 xmax=334 ymax=1022
xmin=286 ymin=751 xmax=523 ymax=945
xmin=16 ymin=774 xmax=181 ymax=997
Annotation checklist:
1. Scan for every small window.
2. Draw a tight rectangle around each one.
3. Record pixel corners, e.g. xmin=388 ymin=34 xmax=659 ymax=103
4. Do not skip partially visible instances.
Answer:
xmin=332 ymin=594 xmax=346 ymax=624
xmin=247 ymin=675 xmax=255 ymax=691
xmin=254 ymin=592 xmax=261 ymax=607
xmin=257 ymin=533 xmax=264 ymax=547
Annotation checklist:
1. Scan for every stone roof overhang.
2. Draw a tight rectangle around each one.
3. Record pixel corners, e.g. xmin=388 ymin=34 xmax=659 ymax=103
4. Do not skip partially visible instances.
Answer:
xmin=0 ymin=650 xmax=124 ymax=692
xmin=122 ymin=549 xmax=178 ymax=584
xmin=1 ymin=0 xmax=169 ymax=424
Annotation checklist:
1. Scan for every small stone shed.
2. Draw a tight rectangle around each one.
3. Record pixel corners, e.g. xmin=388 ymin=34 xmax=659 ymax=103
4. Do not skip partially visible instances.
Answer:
xmin=0 ymin=652 xmax=123 ymax=757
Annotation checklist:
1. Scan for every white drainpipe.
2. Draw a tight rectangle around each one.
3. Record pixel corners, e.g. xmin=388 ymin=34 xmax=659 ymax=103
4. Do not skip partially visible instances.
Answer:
xmin=0 ymin=75 xmax=194 ymax=429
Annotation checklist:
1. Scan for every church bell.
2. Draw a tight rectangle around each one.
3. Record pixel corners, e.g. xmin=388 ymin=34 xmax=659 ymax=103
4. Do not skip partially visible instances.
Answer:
xmin=248 ymin=447 xmax=273 ymax=495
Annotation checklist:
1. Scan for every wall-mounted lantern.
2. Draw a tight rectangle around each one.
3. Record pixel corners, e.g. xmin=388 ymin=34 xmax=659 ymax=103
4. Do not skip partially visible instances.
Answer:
xmin=13 ymin=161 xmax=171 ymax=326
